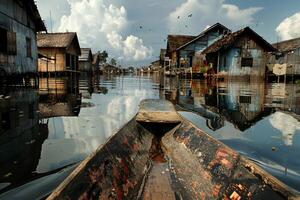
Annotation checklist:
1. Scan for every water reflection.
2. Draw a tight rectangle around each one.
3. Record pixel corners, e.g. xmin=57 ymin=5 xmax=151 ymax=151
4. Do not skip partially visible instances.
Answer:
xmin=168 ymin=79 xmax=300 ymax=191
xmin=36 ymin=75 xmax=160 ymax=177
xmin=39 ymin=77 xmax=81 ymax=118
xmin=0 ymin=89 xmax=47 ymax=192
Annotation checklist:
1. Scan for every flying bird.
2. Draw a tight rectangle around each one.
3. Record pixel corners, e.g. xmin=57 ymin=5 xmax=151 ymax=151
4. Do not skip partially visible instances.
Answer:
xmin=188 ymin=14 xmax=193 ymax=17
xmin=139 ymin=26 xmax=143 ymax=29
xmin=177 ymin=16 xmax=180 ymax=19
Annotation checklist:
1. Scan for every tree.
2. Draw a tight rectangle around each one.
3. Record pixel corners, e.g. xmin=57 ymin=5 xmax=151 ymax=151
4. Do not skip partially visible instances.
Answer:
xmin=110 ymin=58 xmax=117 ymax=66
xmin=99 ymin=51 xmax=108 ymax=63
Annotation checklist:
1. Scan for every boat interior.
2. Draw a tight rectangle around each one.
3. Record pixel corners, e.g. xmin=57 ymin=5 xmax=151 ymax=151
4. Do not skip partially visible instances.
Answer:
xmin=47 ymin=100 xmax=299 ymax=200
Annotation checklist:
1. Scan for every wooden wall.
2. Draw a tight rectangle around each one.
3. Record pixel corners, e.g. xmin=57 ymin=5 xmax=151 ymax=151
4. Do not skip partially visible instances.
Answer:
xmin=0 ymin=0 xmax=38 ymax=75
xmin=38 ymin=48 xmax=66 ymax=72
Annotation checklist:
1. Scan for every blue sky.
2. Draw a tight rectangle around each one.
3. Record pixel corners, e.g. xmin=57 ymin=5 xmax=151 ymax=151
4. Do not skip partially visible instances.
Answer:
xmin=36 ymin=0 xmax=300 ymax=67
xmin=226 ymin=0 xmax=300 ymax=42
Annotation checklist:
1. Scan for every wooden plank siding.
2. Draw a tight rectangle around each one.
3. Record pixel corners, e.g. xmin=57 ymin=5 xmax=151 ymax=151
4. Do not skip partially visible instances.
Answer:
xmin=0 ymin=0 xmax=45 ymax=75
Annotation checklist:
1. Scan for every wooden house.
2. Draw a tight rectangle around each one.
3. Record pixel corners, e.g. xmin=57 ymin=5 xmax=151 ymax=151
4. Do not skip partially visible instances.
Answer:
xmin=79 ymin=48 xmax=93 ymax=73
xmin=202 ymin=27 xmax=276 ymax=79
xmin=176 ymin=23 xmax=231 ymax=72
xmin=92 ymin=52 xmax=101 ymax=73
xmin=159 ymin=49 xmax=166 ymax=65
xmin=37 ymin=32 xmax=81 ymax=74
xmin=270 ymin=37 xmax=300 ymax=77
xmin=0 ymin=0 xmax=46 ymax=77
xmin=166 ymin=35 xmax=196 ymax=68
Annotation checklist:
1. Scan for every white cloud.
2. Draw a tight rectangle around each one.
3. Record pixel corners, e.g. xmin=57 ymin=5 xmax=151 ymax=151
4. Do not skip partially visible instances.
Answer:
xmin=276 ymin=12 xmax=300 ymax=41
xmin=169 ymin=0 xmax=262 ymax=34
xmin=57 ymin=0 xmax=152 ymax=62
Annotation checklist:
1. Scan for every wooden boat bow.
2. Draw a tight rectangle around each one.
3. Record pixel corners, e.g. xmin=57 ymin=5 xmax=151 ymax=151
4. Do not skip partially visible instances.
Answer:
xmin=47 ymin=99 xmax=300 ymax=200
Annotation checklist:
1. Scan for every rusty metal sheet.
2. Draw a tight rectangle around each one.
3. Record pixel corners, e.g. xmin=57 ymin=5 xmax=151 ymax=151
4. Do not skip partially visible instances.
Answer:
xmin=47 ymin=119 xmax=154 ymax=200
xmin=161 ymin=120 xmax=299 ymax=199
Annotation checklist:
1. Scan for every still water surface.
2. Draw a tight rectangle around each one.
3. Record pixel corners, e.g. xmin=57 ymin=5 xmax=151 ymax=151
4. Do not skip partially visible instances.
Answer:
xmin=0 ymin=74 xmax=300 ymax=199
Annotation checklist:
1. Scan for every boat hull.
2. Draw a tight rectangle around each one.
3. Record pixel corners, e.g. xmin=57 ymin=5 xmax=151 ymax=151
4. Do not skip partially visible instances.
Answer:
xmin=47 ymin=100 xmax=299 ymax=200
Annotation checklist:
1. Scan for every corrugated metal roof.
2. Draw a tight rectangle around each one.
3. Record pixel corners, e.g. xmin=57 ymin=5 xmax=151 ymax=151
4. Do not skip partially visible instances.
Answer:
xmin=273 ymin=37 xmax=300 ymax=53
xmin=176 ymin=23 xmax=231 ymax=51
xmin=202 ymin=27 xmax=276 ymax=54
xmin=167 ymin=35 xmax=196 ymax=55
xmin=79 ymin=48 xmax=92 ymax=61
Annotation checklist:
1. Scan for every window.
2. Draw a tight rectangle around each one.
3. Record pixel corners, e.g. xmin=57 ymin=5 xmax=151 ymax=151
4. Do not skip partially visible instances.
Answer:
xmin=7 ymin=32 xmax=16 ymax=55
xmin=71 ymin=55 xmax=75 ymax=70
xmin=241 ymin=57 xmax=253 ymax=67
xmin=66 ymin=54 xmax=71 ymax=69
xmin=26 ymin=37 xmax=32 ymax=57
xmin=0 ymin=28 xmax=17 ymax=55
xmin=239 ymin=96 xmax=251 ymax=104
xmin=0 ymin=28 xmax=7 ymax=53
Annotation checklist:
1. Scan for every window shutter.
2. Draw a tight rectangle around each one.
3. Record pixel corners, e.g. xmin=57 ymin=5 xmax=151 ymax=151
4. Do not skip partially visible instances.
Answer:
xmin=7 ymin=32 xmax=16 ymax=55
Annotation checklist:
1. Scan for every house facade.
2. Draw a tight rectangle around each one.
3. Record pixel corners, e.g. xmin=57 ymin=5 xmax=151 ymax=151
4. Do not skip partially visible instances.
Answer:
xmin=166 ymin=35 xmax=196 ymax=69
xmin=37 ymin=32 xmax=81 ymax=73
xmin=203 ymin=27 xmax=276 ymax=79
xmin=79 ymin=48 xmax=93 ymax=73
xmin=0 ymin=0 xmax=46 ymax=76
xmin=271 ymin=37 xmax=300 ymax=76
xmin=176 ymin=23 xmax=231 ymax=72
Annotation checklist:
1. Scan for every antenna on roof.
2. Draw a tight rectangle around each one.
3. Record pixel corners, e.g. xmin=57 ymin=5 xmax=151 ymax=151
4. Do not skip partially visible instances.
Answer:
xmin=50 ymin=11 xmax=53 ymax=33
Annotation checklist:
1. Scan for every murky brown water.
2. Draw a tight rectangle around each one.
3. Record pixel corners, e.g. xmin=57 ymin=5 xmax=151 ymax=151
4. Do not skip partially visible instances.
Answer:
xmin=1 ymin=74 xmax=300 ymax=199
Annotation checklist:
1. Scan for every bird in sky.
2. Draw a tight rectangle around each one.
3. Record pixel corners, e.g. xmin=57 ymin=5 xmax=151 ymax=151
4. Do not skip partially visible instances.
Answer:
xmin=188 ymin=14 xmax=192 ymax=17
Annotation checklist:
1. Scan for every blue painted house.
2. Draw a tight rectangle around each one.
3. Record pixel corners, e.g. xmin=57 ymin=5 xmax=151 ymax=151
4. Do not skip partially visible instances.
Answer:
xmin=175 ymin=23 xmax=231 ymax=72
xmin=203 ymin=27 xmax=276 ymax=79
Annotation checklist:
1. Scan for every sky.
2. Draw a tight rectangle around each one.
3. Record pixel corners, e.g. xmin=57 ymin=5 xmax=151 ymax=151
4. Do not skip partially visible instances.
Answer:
xmin=36 ymin=0 xmax=300 ymax=67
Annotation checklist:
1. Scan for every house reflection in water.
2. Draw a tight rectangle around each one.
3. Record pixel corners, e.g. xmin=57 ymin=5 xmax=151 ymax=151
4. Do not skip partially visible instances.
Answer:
xmin=0 ymin=89 xmax=48 ymax=192
xmin=38 ymin=77 xmax=82 ymax=118
xmin=215 ymin=81 xmax=271 ymax=131
xmin=174 ymin=79 xmax=274 ymax=131
xmin=175 ymin=79 xmax=300 ymax=190
xmin=173 ymin=80 xmax=300 ymax=131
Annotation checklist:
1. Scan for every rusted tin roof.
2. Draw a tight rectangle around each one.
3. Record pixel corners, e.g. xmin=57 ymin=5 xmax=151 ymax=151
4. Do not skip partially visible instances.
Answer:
xmin=273 ymin=37 xmax=300 ymax=53
xmin=166 ymin=35 xmax=196 ymax=55
xmin=79 ymin=48 xmax=92 ymax=61
xmin=176 ymin=23 xmax=231 ymax=51
xmin=37 ymin=33 xmax=81 ymax=54
xmin=203 ymin=27 xmax=276 ymax=54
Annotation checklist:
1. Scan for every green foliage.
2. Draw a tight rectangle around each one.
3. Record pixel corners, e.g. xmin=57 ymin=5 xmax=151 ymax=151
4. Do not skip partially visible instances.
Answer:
xmin=110 ymin=58 xmax=117 ymax=66
xmin=99 ymin=51 xmax=108 ymax=63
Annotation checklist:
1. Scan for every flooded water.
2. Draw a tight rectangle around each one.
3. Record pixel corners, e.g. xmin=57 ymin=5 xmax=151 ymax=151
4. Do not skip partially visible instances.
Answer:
xmin=0 ymin=74 xmax=161 ymax=199
xmin=168 ymin=78 xmax=300 ymax=191
xmin=1 ymin=74 xmax=300 ymax=199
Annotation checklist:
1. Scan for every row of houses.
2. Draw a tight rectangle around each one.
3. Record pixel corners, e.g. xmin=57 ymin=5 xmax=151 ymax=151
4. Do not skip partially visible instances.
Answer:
xmin=160 ymin=23 xmax=300 ymax=81
xmin=0 ymin=0 xmax=101 ymax=82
